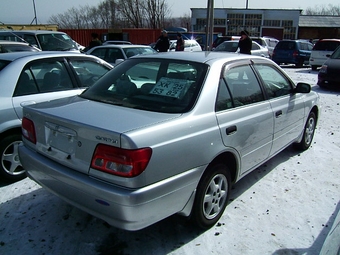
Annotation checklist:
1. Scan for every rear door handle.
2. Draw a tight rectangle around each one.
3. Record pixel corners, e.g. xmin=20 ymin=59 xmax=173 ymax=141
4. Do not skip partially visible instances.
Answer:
xmin=226 ymin=125 xmax=237 ymax=135
xmin=275 ymin=110 xmax=283 ymax=118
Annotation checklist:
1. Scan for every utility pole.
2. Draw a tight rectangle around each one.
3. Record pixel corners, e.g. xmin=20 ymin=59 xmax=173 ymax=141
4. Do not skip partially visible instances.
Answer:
xmin=205 ymin=0 xmax=214 ymax=51
xmin=31 ymin=0 xmax=38 ymax=25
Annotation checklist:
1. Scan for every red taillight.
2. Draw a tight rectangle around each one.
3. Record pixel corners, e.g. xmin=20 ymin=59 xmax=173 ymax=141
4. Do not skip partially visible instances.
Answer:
xmin=293 ymin=50 xmax=298 ymax=58
xmin=22 ymin=117 xmax=36 ymax=144
xmin=91 ymin=144 xmax=152 ymax=177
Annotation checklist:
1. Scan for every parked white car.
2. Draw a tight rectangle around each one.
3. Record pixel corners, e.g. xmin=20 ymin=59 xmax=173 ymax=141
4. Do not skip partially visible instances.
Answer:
xmin=0 ymin=51 xmax=112 ymax=182
xmin=169 ymin=39 xmax=202 ymax=52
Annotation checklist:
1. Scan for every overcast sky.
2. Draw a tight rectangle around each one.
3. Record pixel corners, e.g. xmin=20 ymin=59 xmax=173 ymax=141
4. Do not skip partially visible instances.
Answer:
xmin=1 ymin=0 xmax=339 ymax=24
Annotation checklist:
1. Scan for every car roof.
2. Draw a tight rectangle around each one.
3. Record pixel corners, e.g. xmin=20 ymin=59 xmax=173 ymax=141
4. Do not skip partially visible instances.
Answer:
xmin=91 ymin=44 xmax=152 ymax=49
xmin=0 ymin=30 xmax=68 ymax=35
xmin=131 ymin=51 xmax=265 ymax=63
xmin=0 ymin=51 xmax=90 ymax=61
xmin=0 ymin=40 xmax=30 ymax=45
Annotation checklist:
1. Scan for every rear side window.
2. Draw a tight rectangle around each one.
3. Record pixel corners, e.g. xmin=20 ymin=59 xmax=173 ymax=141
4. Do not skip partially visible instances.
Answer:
xmin=313 ymin=41 xmax=340 ymax=51
xmin=14 ymin=59 xmax=74 ymax=96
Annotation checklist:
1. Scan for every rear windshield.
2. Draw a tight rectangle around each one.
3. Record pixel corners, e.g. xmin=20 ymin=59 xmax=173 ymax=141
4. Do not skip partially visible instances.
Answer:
xmin=276 ymin=41 xmax=296 ymax=50
xmin=313 ymin=41 xmax=340 ymax=51
xmin=80 ymin=58 xmax=208 ymax=113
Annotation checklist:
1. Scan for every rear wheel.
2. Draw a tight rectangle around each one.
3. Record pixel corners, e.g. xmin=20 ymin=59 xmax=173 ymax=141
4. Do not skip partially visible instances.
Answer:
xmin=311 ymin=65 xmax=317 ymax=71
xmin=190 ymin=163 xmax=231 ymax=229
xmin=0 ymin=134 xmax=26 ymax=182
xmin=296 ymin=58 xmax=304 ymax=67
xmin=294 ymin=112 xmax=316 ymax=151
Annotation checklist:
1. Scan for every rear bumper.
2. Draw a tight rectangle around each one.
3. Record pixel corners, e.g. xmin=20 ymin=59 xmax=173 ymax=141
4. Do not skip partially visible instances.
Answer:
xmin=19 ymin=144 xmax=203 ymax=231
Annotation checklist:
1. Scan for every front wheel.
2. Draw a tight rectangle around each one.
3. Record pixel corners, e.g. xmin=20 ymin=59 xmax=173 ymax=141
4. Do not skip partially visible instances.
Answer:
xmin=294 ymin=112 xmax=316 ymax=151
xmin=190 ymin=163 xmax=231 ymax=229
xmin=0 ymin=134 xmax=26 ymax=182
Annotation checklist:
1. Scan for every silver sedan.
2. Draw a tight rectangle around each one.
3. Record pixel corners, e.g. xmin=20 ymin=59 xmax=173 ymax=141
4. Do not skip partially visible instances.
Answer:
xmin=19 ymin=52 xmax=319 ymax=231
xmin=0 ymin=51 xmax=112 ymax=182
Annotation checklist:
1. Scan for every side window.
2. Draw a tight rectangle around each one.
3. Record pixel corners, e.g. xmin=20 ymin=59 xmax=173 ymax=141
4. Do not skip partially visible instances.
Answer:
xmin=224 ymin=65 xmax=264 ymax=107
xmin=89 ymin=48 xmax=106 ymax=60
xmin=215 ymin=79 xmax=232 ymax=111
xmin=32 ymin=60 xmax=73 ymax=93
xmin=13 ymin=69 xmax=38 ymax=96
xmin=69 ymin=59 xmax=110 ymax=87
xmin=252 ymin=43 xmax=260 ymax=50
xmin=14 ymin=60 xmax=74 ymax=96
xmin=253 ymin=64 xmax=292 ymax=99
xmin=107 ymin=48 xmax=124 ymax=62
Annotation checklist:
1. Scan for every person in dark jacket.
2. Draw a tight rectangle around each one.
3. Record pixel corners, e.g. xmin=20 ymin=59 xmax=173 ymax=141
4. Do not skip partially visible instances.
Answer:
xmin=88 ymin=33 xmax=102 ymax=50
xmin=238 ymin=30 xmax=252 ymax=55
xmin=154 ymin=30 xmax=170 ymax=52
xmin=175 ymin=33 xmax=184 ymax=51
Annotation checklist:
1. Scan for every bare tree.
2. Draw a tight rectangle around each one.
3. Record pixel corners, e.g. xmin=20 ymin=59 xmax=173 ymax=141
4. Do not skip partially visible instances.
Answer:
xmin=143 ymin=0 xmax=171 ymax=29
xmin=97 ymin=0 xmax=121 ymax=28
xmin=303 ymin=4 xmax=340 ymax=15
xmin=118 ymin=0 xmax=145 ymax=28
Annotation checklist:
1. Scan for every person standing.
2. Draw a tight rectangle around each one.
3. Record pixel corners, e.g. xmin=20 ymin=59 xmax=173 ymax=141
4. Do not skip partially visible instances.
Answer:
xmin=175 ymin=33 xmax=184 ymax=51
xmin=238 ymin=30 xmax=252 ymax=55
xmin=154 ymin=30 xmax=170 ymax=52
xmin=88 ymin=33 xmax=102 ymax=50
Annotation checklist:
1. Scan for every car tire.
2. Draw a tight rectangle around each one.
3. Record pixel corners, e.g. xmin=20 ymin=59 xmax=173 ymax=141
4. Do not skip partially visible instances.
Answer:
xmin=190 ymin=163 xmax=231 ymax=229
xmin=294 ymin=112 xmax=316 ymax=151
xmin=311 ymin=65 xmax=317 ymax=71
xmin=0 ymin=134 xmax=26 ymax=182
xmin=296 ymin=58 xmax=304 ymax=68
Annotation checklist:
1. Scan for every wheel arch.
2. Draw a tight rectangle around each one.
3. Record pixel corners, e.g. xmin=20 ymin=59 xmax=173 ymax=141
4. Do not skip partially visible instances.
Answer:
xmin=208 ymin=151 xmax=238 ymax=184
xmin=0 ymin=127 xmax=22 ymax=142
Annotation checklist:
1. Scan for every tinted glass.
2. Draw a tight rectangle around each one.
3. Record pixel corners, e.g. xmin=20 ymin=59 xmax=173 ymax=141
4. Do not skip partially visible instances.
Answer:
xmin=313 ymin=41 xmax=340 ymax=51
xmin=80 ymin=58 xmax=208 ymax=113
xmin=276 ymin=41 xmax=296 ymax=50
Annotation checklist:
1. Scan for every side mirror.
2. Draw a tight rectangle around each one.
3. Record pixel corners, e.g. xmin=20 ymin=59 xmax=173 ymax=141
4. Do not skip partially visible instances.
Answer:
xmin=292 ymin=82 xmax=311 ymax=93
xmin=115 ymin=59 xmax=124 ymax=66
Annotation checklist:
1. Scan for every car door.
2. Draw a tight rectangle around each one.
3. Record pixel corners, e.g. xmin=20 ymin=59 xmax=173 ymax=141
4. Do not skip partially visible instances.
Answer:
xmin=253 ymin=63 xmax=306 ymax=155
xmin=215 ymin=62 xmax=274 ymax=176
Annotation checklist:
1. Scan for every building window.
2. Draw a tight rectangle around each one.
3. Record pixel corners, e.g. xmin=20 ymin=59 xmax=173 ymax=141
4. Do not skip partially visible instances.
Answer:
xmin=282 ymin=20 xmax=296 ymax=39
xmin=263 ymin=20 xmax=280 ymax=27
xmin=226 ymin=13 xmax=244 ymax=35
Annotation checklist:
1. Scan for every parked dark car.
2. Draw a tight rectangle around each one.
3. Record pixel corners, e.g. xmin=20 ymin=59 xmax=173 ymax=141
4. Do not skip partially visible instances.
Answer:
xmin=272 ymin=40 xmax=313 ymax=67
xmin=317 ymin=45 xmax=340 ymax=88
